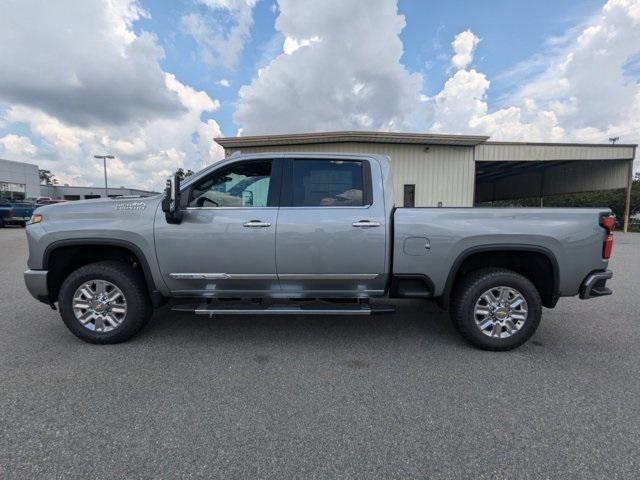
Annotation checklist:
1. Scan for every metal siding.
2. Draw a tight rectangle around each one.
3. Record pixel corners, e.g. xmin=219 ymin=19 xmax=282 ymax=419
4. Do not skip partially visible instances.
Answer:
xmin=476 ymin=144 xmax=635 ymax=161
xmin=227 ymin=143 xmax=475 ymax=207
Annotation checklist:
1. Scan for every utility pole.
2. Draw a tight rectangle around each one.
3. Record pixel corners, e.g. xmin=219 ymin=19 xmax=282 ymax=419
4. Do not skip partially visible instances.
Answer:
xmin=623 ymin=159 xmax=632 ymax=233
xmin=94 ymin=155 xmax=114 ymax=198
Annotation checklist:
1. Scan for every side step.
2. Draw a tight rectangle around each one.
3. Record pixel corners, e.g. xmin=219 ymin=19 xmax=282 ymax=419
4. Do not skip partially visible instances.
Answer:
xmin=172 ymin=300 xmax=395 ymax=317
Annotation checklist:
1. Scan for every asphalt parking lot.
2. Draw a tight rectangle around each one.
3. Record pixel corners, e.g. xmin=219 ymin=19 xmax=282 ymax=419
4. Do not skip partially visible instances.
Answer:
xmin=1 ymin=227 xmax=639 ymax=479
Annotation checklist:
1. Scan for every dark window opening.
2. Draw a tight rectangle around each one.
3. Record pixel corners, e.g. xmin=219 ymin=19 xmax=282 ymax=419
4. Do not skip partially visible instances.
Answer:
xmin=403 ymin=184 xmax=415 ymax=207
xmin=292 ymin=159 xmax=364 ymax=207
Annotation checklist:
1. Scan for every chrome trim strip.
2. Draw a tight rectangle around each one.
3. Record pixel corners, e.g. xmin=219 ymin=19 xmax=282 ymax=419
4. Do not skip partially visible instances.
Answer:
xmin=278 ymin=205 xmax=373 ymax=210
xmin=278 ymin=274 xmax=379 ymax=280
xmin=194 ymin=307 xmax=372 ymax=316
xmin=170 ymin=273 xmax=378 ymax=280
xmin=185 ymin=206 xmax=276 ymax=210
xmin=169 ymin=273 xmax=278 ymax=280
xmin=185 ymin=206 xmax=372 ymax=210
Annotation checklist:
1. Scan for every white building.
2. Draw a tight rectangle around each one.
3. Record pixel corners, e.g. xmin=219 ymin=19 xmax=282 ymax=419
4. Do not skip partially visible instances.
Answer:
xmin=0 ymin=158 xmax=157 ymax=201
xmin=0 ymin=158 xmax=40 ymax=200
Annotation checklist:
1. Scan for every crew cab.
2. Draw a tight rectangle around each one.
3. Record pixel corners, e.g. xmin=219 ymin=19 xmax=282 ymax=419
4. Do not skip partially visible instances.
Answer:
xmin=24 ymin=153 xmax=614 ymax=350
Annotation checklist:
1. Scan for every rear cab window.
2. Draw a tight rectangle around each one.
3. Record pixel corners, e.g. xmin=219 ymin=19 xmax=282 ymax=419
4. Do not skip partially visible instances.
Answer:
xmin=286 ymin=159 xmax=372 ymax=207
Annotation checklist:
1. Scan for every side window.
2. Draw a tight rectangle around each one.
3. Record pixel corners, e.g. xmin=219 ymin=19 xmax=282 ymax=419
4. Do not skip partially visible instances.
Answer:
xmin=292 ymin=159 xmax=364 ymax=207
xmin=189 ymin=160 xmax=272 ymax=208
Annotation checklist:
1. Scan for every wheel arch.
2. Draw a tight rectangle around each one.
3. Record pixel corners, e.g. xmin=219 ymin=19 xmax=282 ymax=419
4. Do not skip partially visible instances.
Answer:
xmin=441 ymin=244 xmax=560 ymax=309
xmin=43 ymin=238 xmax=164 ymax=307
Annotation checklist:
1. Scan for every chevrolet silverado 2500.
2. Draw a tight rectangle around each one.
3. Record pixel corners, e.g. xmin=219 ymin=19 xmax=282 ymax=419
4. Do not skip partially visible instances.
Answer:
xmin=24 ymin=153 xmax=614 ymax=350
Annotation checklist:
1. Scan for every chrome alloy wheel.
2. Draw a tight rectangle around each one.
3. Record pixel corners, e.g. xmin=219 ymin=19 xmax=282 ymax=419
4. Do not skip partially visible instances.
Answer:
xmin=72 ymin=280 xmax=127 ymax=333
xmin=473 ymin=286 xmax=528 ymax=339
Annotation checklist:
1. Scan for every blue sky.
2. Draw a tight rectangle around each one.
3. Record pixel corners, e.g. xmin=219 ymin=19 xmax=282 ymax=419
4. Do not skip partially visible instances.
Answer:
xmin=0 ymin=0 xmax=638 ymax=189
xmin=135 ymin=0 xmax=607 ymax=137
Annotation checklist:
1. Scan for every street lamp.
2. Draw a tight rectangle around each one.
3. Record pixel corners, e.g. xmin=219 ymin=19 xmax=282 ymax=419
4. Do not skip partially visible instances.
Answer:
xmin=94 ymin=154 xmax=114 ymax=198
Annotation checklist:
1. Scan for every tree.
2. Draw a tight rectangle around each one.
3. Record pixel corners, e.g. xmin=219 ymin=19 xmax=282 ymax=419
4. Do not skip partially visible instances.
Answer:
xmin=38 ymin=169 xmax=58 ymax=185
xmin=174 ymin=168 xmax=195 ymax=180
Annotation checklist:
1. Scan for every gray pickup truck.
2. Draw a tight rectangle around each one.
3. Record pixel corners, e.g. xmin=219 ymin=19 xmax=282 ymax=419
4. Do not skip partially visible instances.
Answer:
xmin=24 ymin=153 xmax=614 ymax=350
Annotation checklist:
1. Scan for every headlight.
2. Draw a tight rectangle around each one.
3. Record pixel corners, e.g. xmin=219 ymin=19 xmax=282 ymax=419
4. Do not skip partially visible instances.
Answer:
xmin=29 ymin=213 xmax=43 ymax=224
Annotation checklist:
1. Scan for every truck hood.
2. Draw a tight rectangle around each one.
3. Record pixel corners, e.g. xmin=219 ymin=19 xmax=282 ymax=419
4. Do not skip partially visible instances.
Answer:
xmin=36 ymin=194 xmax=163 ymax=223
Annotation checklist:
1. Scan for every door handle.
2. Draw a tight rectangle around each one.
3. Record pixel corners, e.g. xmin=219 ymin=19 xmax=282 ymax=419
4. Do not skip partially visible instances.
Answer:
xmin=352 ymin=220 xmax=381 ymax=228
xmin=243 ymin=220 xmax=271 ymax=228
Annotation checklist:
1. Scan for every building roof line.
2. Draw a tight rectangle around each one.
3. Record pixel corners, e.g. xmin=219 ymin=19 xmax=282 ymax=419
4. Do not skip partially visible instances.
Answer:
xmin=482 ymin=140 xmax=637 ymax=148
xmin=216 ymin=130 xmax=490 ymax=148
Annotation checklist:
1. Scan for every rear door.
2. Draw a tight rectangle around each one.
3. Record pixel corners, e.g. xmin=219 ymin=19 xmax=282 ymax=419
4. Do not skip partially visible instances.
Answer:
xmin=275 ymin=156 xmax=387 ymax=297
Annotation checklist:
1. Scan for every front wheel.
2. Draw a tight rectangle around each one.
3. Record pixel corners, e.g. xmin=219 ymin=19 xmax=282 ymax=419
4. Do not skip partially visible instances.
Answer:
xmin=58 ymin=261 xmax=152 ymax=344
xmin=451 ymin=268 xmax=542 ymax=351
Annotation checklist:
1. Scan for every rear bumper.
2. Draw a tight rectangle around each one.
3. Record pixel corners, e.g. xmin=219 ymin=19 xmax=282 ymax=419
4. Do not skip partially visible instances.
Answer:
xmin=579 ymin=270 xmax=613 ymax=299
xmin=24 ymin=269 xmax=50 ymax=303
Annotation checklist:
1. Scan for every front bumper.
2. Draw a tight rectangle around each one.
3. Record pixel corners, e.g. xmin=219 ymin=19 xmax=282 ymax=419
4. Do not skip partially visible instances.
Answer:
xmin=24 ymin=269 xmax=49 ymax=303
xmin=4 ymin=217 xmax=30 ymax=224
xmin=579 ymin=270 xmax=613 ymax=299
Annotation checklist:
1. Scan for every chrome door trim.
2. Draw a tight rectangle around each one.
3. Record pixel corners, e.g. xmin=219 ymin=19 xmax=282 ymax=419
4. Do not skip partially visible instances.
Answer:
xmin=278 ymin=205 xmax=373 ymax=210
xmin=352 ymin=220 xmax=381 ymax=227
xmin=169 ymin=273 xmax=278 ymax=280
xmin=185 ymin=206 xmax=275 ymax=210
xmin=278 ymin=274 xmax=379 ymax=280
xmin=170 ymin=273 xmax=379 ymax=280
xmin=243 ymin=221 xmax=272 ymax=227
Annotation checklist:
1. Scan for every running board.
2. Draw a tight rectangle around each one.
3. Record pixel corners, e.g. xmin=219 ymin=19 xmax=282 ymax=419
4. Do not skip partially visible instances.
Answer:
xmin=172 ymin=302 xmax=395 ymax=316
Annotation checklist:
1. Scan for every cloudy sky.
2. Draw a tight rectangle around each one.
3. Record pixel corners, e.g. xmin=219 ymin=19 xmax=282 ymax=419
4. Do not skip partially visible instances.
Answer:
xmin=0 ymin=0 xmax=638 ymax=190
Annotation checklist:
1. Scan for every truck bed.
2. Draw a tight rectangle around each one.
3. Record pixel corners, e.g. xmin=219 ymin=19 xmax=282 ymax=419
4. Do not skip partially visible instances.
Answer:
xmin=393 ymin=207 xmax=610 ymax=299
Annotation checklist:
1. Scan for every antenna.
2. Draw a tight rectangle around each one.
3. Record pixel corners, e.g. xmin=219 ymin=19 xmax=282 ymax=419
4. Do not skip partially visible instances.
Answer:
xmin=609 ymin=137 xmax=619 ymax=144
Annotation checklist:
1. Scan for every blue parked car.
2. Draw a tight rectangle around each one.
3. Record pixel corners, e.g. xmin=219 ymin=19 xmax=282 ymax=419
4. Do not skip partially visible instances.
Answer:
xmin=0 ymin=200 xmax=35 ymax=228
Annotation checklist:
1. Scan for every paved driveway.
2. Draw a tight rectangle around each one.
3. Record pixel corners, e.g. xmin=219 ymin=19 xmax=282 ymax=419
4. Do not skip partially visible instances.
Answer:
xmin=1 ymin=227 xmax=639 ymax=479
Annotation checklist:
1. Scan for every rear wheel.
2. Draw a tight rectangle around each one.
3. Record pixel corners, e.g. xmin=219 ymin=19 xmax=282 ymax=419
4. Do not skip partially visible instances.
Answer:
xmin=451 ymin=268 xmax=541 ymax=351
xmin=58 ymin=261 xmax=152 ymax=344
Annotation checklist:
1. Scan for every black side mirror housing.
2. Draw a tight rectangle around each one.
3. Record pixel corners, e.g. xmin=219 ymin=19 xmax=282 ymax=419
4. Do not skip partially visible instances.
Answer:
xmin=162 ymin=175 xmax=183 ymax=224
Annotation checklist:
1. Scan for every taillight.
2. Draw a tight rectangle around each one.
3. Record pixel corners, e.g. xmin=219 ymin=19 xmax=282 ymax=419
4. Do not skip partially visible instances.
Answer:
xmin=600 ymin=215 xmax=615 ymax=259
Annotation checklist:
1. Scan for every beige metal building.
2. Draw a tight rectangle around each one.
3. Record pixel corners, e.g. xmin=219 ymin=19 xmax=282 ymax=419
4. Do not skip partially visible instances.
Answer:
xmin=216 ymin=131 xmax=637 ymax=231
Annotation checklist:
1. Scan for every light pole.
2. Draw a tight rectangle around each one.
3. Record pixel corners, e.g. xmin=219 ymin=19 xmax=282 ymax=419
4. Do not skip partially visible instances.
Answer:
xmin=94 ymin=155 xmax=114 ymax=198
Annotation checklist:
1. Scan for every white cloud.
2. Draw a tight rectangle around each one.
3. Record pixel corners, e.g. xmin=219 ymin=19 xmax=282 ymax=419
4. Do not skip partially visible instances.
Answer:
xmin=0 ymin=134 xmax=39 ymax=159
xmin=182 ymin=0 xmax=258 ymax=70
xmin=451 ymin=30 xmax=480 ymax=70
xmin=430 ymin=0 xmax=640 ymax=161
xmin=0 ymin=0 xmax=184 ymax=127
xmin=217 ymin=79 xmax=231 ymax=87
xmin=0 ymin=0 xmax=225 ymax=190
xmin=283 ymin=35 xmax=321 ymax=55
xmin=234 ymin=0 xmax=422 ymax=135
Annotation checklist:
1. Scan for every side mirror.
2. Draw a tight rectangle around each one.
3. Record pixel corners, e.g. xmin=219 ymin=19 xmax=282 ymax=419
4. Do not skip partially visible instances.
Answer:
xmin=161 ymin=175 xmax=183 ymax=224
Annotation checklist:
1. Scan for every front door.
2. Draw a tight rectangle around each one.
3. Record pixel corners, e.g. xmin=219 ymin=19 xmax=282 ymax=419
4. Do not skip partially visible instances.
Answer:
xmin=276 ymin=157 xmax=388 ymax=297
xmin=155 ymin=158 xmax=281 ymax=297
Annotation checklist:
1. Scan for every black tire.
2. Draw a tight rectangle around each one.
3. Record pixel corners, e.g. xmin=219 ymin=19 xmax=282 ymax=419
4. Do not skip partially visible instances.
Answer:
xmin=19 ymin=222 xmax=26 ymax=228
xmin=0 ymin=218 xmax=4 ymax=228
xmin=451 ymin=268 xmax=542 ymax=351
xmin=58 ymin=261 xmax=152 ymax=344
